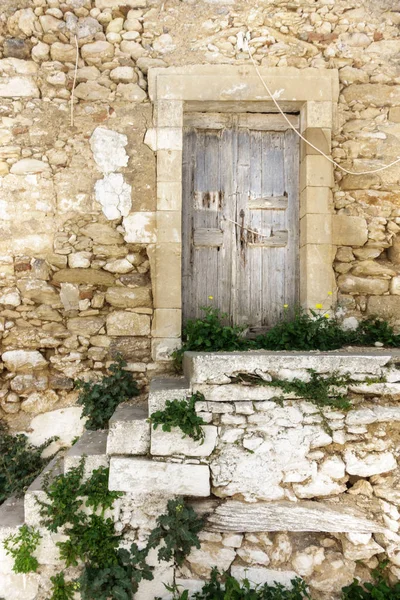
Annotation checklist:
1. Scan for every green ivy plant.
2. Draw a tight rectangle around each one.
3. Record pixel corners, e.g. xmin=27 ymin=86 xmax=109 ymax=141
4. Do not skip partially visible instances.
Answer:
xmin=163 ymin=568 xmax=311 ymax=600
xmin=173 ymin=307 xmax=253 ymax=369
xmin=341 ymin=562 xmax=400 ymax=600
xmin=172 ymin=307 xmax=400 ymax=372
xmin=148 ymin=497 xmax=204 ymax=567
xmin=3 ymin=525 xmax=41 ymax=574
xmin=0 ymin=422 xmax=56 ymax=505
xmin=49 ymin=573 xmax=78 ymax=600
xmin=78 ymin=543 xmax=153 ymax=600
xmin=234 ymin=369 xmax=353 ymax=411
xmin=149 ymin=392 xmax=206 ymax=442
xmin=75 ymin=356 xmax=139 ymax=430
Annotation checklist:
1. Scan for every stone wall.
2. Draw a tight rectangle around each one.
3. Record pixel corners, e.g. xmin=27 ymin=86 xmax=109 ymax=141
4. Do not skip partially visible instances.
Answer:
xmin=1 ymin=0 xmax=400 ymax=429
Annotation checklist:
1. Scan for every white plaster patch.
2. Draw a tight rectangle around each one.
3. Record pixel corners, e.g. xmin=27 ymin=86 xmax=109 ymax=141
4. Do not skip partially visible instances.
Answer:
xmin=123 ymin=211 xmax=156 ymax=243
xmin=95 ymin=173 xmax=132 ymax=220
xmin=90 ymin=127 xmax=129 ymax=174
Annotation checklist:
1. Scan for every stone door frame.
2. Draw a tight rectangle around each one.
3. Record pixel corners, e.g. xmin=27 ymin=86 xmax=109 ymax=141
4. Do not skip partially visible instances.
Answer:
xmin=147 ymin=65 xmax=339 ymax=361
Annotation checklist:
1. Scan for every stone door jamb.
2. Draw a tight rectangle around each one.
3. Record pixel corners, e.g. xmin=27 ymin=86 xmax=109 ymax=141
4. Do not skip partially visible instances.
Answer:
xmin=146 ymin=65 xmax=339 ymax=361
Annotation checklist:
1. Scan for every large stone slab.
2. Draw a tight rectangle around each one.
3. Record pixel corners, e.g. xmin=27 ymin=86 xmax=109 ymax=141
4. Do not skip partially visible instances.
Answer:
xmin=231 ymin=566 xmax=298 ymax=588
xmin=206 ymin=500 xmax=386 ymax=533
xmin=52 ymin=268 xmax=115 ymax=286
xmin=2 ymin=350 xmax=47 ymax=372
xmin=184 ymin=352 xmax=391 ymax=384
xmin=107 ymin=405 xmax=150 ymax=455
xmin=106 ymin=311 xmax=150 ymax=336
xmin=151 ymin=425 xmax=218 ymax=457
xmin=109 ymin=457 xmax=210 ymax=496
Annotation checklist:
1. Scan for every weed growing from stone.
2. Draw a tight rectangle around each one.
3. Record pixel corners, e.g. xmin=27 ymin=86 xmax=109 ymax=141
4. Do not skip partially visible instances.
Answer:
xmin=3 ymin=524 xmax=41 ymax=574
xmin=162 ymin=568 xmax=311 ymax=600
xmin=0 ymin=422 xmax=56 ymax=505
xmin=149 ymin=392 xmax=207 ymax=442
xmin=148 ymin=496 xmax=204 ymax=567
xmin=173 ymin=307 xmax=400 ymax=372
xmin=39 ymin=463 xmax=203 ymax=600
xmin=342 ymin=561 xmax=400 ymax=600
xmin=75 ymin=355 xmax=139 ymax=430
xmin=49 ymin=573 xmax=77 ymax=600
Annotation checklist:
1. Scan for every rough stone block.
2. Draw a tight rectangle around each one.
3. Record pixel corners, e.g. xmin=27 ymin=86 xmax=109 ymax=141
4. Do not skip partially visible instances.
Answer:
xmin=300 ymin=101 xmax=333 ymax=131
xmin=300 ymin=243 xmax=336 ymax=308
xmin=109 ymin=457 xmax=210 ymax=496
xmin=151 ymin=425 xmax=218 ymax=457
xmin=0 ymin=573 xmax=39 ymax=600
xmin=123 ymin=212 xmax=156 ymax=244
xmin=332 ymin=215 xmax=368 ymax=246
xmin=153 ymin=243 xmax=181 ymax=309
xmin=106 ymin=311 xmax=150 ymax=336
xmin=193 ymin=383 xmax=279 ymax=402
xmin=0 ymin=76 xmax=39 ymax=98
xmin=64 ymin=430 xmax=108 ymax=477
xmin=25 ymin=458 xmax=63 ymax=527
xmin=2 ymin=350 xmax=47 ymax=372
xmin=107 ymin=405 xmax=150 ymax=455
xmin=367 ymin=296 xmax=400 ymax=319
xmin=148 ymin=376 xmax=191 ymax=413
xmin=231 ymin=566 xmax=298 ymax=588
xmin=152 ymin=337 xmax=181 ymax=361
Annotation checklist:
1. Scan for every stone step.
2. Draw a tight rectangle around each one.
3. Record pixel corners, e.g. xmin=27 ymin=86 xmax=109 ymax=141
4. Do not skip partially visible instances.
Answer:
xmin=150 ymin=425 xmax=218 ymax=458
xmin=183 ymin=351 xmax=392 ymax=384
xmin=148 ymin=376 xmax=191 ymax=414
xmin=64 ymin=429 xmax=108 ymax=477
xmin=107 ymin=404 xmax=150 ymax=456
xmin=25 ymin=456 xmax=63 ymax=527
xmin=109 ymin=457 xmax=210 ymax=497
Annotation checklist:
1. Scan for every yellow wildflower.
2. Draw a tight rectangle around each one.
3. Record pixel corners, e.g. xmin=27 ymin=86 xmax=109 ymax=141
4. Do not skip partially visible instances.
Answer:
xmin=283 ymin=304 xmax=289 ymax=309
xmin=315 ymin=303 xmax=323 ymax=309
xmin=324 ymin=313 xmax=330 ymax=319
xmin=208 ymin=295 xmax=213 ymax=300
xmin=327 ymin=291 xmax=333 ymax=296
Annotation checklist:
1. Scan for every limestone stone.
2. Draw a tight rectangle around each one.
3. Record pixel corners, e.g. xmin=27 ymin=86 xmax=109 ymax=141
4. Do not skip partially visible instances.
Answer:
xmin=104 ymin=259 xmax=134 ymax=274
xmin=344 ymin=449 xmax=397 ymax=477
xmin=391 ymin=277 xmax=400 ymax=295
xmin=332 ymin=216 xmax=368 ymax=246
xmin=109 ymin=457 xmax=210 ymax=496
xmin=67 ymin=316 xmax=105 ymax=336
xmin=105 ymin=287 xmax=152 ymax=308
xmin=96 ymin=0 xmax=148 ymax=6
xmin=81 ymin=41 xmax=114 ymax=62
xmin=353 ymin=247 xmax=384 ymax=260
xmin=39 ymin=15 xmax=64 ymax=33
xmin=339 ymin=66 xmax=369 ymax=85
xmin=50 ymin=43 xmax=76 ymax=62
xmin=26 ymin=407 xmax=86 ymax=451
xmin=15 ymin=279 xmax=57 ymax=306
xmin=110 ymin=66 xmax=136 ymax=83
xmin=388 ymin=234 xmax=400 ymax=264
xmin=10 ymin=374 xmax=48 ymax=394
xmin=74 ymin=82 xmax=110 ymax=101
xmin=351 ymin=261 xmax=396 ymax=278
xmin=0 ymin=287 xmax=21 ymax=306
xmin=4 ymin=39 xmax=31 ymax=60
xmin=21 ymin=390 xmax=58 ymax=414
xmin=68 ymin=251 xmax=92 ymax=269
xmin=151 ymin=425 xmax=218 ymax=457
xmin=59 ymin=283 xmax=80 ymax=311
xmin=106 ymin=311 xmax=150 ymax=336
xmin=291 ymin=546 xmax=325 ymax=577
xmin=309 ymin=551 xmax=356 ymax=593
xmin=10 ymin=159 xmax=50 ymax=174
xmin=0 ymin=573 xmax=39 ymax=600
xmin=81 ymin=223 xmax=123 ymax=245
xmin=2 ymin=350 xmax=47 ymax=372
xmin=342 ymin=537 xmax=384 ymax=561
xmin=120 ymin=41 xmax=146 ymax=59
xmin=337 ymin=275 xmax=389 ymax=295
xmin=109 ymin=336 xmax=150 ymax=360
xmin=90 ymin=128 xmax=129 ymax=174
xmin=367 ymin=296 xmax=400 ymax=319
xmin=76 ymin=66 xmax=100 ymax=82
xmin=343 ymin=84 xmax=400 ymax=106
xmin=53 ymin=268 xmax=115 ymax=286
xmin=231 ymin=566 xmax=298 ymax=588
xmin=116 ymin=83 xmax=147 ymax=103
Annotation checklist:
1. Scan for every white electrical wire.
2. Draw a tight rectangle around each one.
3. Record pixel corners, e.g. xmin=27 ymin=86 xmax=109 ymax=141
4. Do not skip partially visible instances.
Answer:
xmin=246 ymin=44 xmax=400 ymax=177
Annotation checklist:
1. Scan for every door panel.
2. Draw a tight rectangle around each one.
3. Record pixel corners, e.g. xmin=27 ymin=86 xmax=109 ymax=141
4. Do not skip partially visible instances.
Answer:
xmin=182 ymin=113 xmax=299 ymax=330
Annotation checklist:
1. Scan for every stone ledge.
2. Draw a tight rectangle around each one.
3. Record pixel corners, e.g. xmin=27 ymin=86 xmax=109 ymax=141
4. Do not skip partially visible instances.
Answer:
xmin=64 ymin=430 xmax=108 ymax=476
xmin=184 ymin=351 xmax=392 ymax=384
xmin=109 ymin=457 xmax=210 ymax=496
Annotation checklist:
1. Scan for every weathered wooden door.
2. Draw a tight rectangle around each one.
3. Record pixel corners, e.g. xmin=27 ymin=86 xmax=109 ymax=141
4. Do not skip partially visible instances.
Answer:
xmin=182 ymin=112 xmax=299 ymax=332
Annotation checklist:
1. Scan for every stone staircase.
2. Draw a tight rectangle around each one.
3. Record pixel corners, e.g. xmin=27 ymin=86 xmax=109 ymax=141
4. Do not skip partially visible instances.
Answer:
xmin=1 ymin=350 xmax=399 ymax=599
